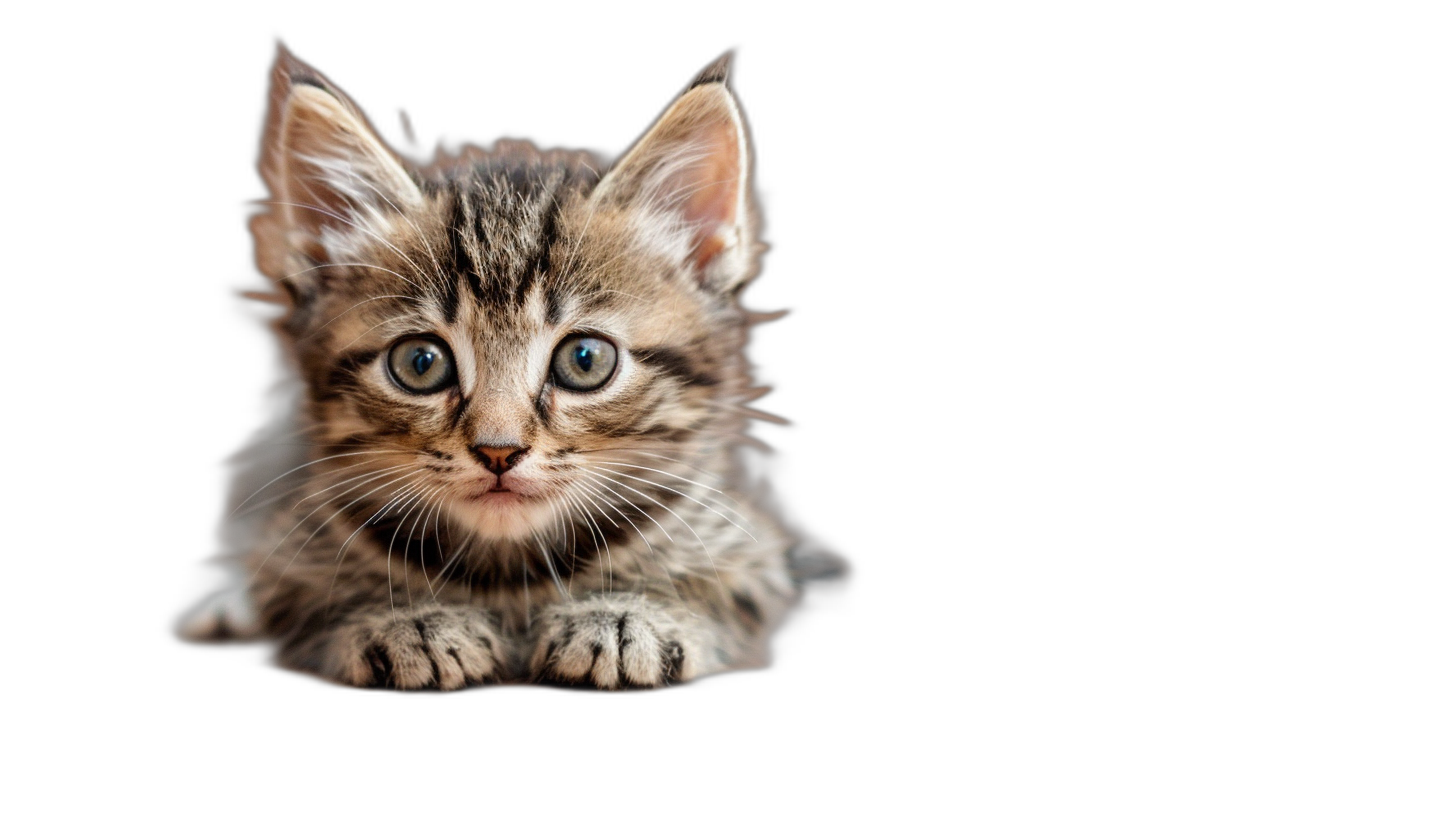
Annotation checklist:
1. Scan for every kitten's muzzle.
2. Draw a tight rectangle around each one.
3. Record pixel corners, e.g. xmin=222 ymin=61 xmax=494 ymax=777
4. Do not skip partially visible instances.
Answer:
xmin=472 ymin=445 xmax=530 ymax=475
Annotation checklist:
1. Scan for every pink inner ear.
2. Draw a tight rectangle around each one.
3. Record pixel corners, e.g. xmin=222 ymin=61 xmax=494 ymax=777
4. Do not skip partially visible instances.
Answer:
xmin=676 ymin=120 xmax=741 ymax=269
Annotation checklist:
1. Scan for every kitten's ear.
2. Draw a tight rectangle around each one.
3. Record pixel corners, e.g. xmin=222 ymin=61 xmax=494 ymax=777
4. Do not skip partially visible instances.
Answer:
xmin=253 ymin=45 xmax=422 ymax=283
xmin=592 ymin=53 xmax=759 ymax=294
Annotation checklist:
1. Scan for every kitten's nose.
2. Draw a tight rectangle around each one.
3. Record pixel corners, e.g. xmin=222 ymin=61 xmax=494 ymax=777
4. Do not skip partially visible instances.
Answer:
xmin=473 ymin=445 xmax=529 ymax=475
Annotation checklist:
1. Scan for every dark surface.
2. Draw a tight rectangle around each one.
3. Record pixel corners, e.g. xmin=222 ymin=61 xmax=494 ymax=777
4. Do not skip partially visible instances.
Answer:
xmin=96 ymin=22 xmax=949 ymax=743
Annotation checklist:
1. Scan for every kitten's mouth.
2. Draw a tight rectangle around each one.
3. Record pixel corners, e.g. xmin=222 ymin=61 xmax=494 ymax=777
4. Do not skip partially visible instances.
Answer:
xmin=465 ymin=478 xmax=534 ymax=502
xmin=469 ymin=486 xmax=520 ymax=500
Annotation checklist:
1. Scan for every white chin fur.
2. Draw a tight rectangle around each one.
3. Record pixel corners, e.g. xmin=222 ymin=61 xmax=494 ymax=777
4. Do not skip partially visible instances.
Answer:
xmin=443 ymin=494 xmax=558 ymax=542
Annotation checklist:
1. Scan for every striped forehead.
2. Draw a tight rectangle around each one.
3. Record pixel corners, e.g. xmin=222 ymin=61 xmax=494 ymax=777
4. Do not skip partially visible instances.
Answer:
xmin=431 ymin=173 xmax=564 ymax=326
xmin=417 ymin=176 xmax=663 ymax=334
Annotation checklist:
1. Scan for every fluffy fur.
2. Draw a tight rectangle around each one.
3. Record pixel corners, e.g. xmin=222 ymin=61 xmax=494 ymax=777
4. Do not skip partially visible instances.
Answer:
xmin=180 ymin=47 xmax=835 ymax=690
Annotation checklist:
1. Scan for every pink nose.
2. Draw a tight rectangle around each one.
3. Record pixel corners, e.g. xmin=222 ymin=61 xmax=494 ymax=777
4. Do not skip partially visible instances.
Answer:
xmin=474 ymin=446 xmax=529 ymax=475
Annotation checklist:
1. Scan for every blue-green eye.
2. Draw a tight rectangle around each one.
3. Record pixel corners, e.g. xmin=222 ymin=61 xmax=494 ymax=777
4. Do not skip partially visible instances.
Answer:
xmin=551 ymin=335 xmax=618 ymax=391
xmin=387 ymin=335 xmax=456 ymax=394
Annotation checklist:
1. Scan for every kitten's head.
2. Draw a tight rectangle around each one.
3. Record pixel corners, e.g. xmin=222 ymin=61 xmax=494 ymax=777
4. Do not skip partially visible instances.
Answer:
xmin=250 ymin=47 xmax=769 ymax=544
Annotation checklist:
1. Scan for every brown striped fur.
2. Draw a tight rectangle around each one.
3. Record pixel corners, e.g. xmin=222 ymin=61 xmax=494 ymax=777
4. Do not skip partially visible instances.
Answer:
xmin=180 ymin=47 xmax=825 ymax=689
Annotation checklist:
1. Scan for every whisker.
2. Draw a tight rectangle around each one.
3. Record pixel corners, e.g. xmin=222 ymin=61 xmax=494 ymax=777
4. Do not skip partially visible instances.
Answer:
xmin=304 ymin=294 xmax=430 ymax=339
xmin=275 ymin=261 xmax=417 ymax=290
xmin=551 ymin=495 xmax=575 ymax=597
xmin=232 ymin=457 xmax=411 ymax=518
xmin=581 ymin=470 xmax=722 ymax=589
xmin=562 ymin=486 xmax=612 ymax=593
xmin=339 ymin=313 xmax=419 ymax=350
xmin=405 ymin=484 xmax=450 ymax=597
xmin=581 ymin=456 xmax=756 ymax=525
xmin=230 ymin=450 xmax=398 ymax=516
xmin=591 ymin=465 xmax=756 ymax=540
xmin=260 ymin=475 xmax=420 ymax=619
xmin=328 ymin=163 xmax=450 ymax=307
xmin=574 ymin=477 xmax=686 ymax=602
xmin=381 ymin=480 xmax=430 ymax=614
xmin=290 ymin=463 xmax=415 ymax=511
xmin=249 ymin=464 xmax=415 ymax=584
xmin=531 ymin=520 xmax=569 ymax=601
xmin=586 ymin=460 xmax=725 ymax=494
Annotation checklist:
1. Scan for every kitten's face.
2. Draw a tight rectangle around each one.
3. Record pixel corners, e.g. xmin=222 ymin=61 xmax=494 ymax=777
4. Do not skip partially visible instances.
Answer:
xmin=297 ymin=189 xmax=751 ymax=547
xmin=254 ymin=51 xmax=759 ymax=546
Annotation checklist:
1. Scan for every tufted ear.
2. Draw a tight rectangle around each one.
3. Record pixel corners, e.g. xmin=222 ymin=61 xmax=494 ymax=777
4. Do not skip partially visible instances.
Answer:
xmin=592 ymin=53 xmax=759 ymax=294
xmin=252 ymin=45 xmax=422 ymax=290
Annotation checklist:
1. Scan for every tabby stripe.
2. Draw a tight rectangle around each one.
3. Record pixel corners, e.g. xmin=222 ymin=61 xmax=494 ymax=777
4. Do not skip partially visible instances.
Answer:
xmin=447 ymin=193 xmax=474 ymax=277
xmin=688 ymin=53 xmax=733 ymax=88
xmin=613 ymin=617 xmax=628 ymax=688
xmin=439 ymin=272 xmax=462 ymax=325
xmin=511 ymin=258 xmax=537 ymax=307
xmin=362 ymin=510 xmax=630 ymax=589
xmin=460 ymin=192 xmax=495 ymax=307
xmin=334 ymin=348 xmax=382 ymax=374
xmin=450 ymin=391 xmax=470 ymax=429
xmin=414 ymin=619 xmax=441 ymax=687
xmin=662 ymin=641 xmax=685 ymax=683
xmin=447 ymin=647 xmax=467 ymax=680
xmin=470 ymin=185 xmax=493 ymax=252
xmin=732 ymin=591 xmax=764 ymax=626
xmin=464 ymin=187 xmax=500 ymax=306
xmin=588 ymin=642 xmax=603 ymax=680
xmin=320 ymin=348 xmax=382 ymax=399
xmin=289 ymin=74 xmax=330 ymax=93
xmin=367 ymin=644 xmax=393 ymax=686
xmin=636 ymin=424 xmax=692 ymax=443
xmin=263 ymin=601 xmax=293 ymax=633
xmin=439 ymin=194 xmax=465 ymax=323
xmin=515 ymin=196 xmax=559 ymax=305
xmin=632 ymin=346 xmax=719 ymax=387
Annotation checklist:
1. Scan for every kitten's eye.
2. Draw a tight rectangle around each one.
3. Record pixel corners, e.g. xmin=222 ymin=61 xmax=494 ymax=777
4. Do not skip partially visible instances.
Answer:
xmin=551 ymin=335 xmax=618 ymax=392
xmin=386 ymin=335 xmax=456 ymax=394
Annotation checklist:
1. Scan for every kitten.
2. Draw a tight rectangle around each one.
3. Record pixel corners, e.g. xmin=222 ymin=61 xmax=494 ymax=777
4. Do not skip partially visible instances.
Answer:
xmin=181 ymin=46 xmax=838 ymax=690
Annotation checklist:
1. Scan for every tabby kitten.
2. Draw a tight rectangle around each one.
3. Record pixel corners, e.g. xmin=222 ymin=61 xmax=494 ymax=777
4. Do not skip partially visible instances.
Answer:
xmin=182 ymin=47 xmax=825 ymax=690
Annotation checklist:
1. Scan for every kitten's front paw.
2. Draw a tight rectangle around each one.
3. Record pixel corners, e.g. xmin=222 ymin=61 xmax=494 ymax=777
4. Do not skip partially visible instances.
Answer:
xmin=314 ymin=605 xmax=506 ymax=690
xmin=530 ymin=595 xmax=693 ymax=689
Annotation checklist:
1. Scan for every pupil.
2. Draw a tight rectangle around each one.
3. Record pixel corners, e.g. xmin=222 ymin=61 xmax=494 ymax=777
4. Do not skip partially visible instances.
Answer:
xmin=575 ymin=345 xmax=594 ymax=372
xmin=412 ymin=349 xmax=435 ymax=376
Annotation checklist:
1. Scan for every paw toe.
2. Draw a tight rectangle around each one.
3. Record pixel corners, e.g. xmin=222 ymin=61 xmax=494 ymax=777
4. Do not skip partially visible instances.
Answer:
xmin=326 ymin=607 xmax=504 ymax=690
xmin=533 ymin=601 xmax=689 ymax=689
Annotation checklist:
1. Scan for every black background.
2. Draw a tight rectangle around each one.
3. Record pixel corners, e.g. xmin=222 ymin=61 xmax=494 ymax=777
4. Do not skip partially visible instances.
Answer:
xmin=102 ymin=22 xmax=966 ymax=743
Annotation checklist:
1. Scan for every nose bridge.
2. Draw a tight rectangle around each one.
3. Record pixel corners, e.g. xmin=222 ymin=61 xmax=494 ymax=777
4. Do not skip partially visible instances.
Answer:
xmin=465 ymin=343 xmax=536 ymax=447
xmin=467 ymin=385 xmax=535 ymax=447
xmin=464 ymin=324 xmax=541 ymax=447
